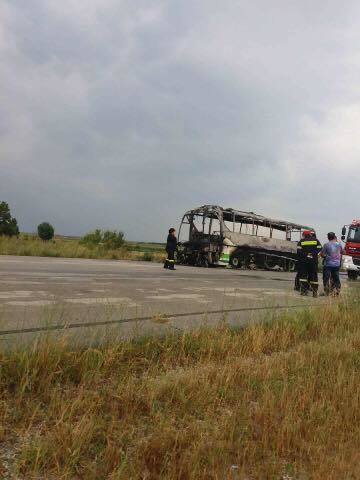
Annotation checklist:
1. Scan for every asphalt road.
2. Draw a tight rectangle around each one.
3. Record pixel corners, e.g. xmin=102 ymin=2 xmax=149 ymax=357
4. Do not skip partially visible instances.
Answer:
xmin=0 ymin=255 xmax=348 ymax=344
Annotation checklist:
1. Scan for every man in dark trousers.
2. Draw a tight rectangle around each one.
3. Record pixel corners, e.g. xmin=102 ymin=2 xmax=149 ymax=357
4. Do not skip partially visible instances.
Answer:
xmin=297 ymin=230 xmax=322 ymax=297
xmin=164 ymin=228 xmax=177 ymax=270
xmin=294 ymin=231 xmax=306 ymax=291
xmin=320 ymin=232 xmax=343 ymax=295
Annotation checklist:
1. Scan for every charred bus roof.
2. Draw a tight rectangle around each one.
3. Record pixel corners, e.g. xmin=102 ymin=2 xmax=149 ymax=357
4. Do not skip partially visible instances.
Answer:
xmin=182 ymin=205 xmax=312 ymax=233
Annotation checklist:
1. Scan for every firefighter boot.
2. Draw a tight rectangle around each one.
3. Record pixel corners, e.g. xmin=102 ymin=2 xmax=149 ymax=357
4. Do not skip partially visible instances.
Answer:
xmin=299 ymin=280 xmax=309 ymax=296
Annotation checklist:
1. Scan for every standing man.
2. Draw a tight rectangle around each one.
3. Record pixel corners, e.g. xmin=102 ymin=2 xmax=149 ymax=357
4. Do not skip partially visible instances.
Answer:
xmin=297 ymin=230 xmax=322 ymax=297
xmin=164 ymin=228 xmax=177 ymax=270
xmin=321 ymin=232 xmax=343 ymax=295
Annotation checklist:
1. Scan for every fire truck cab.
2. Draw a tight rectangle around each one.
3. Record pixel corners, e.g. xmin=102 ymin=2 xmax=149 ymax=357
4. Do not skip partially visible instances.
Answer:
xmin=341 ymin=220 xmax=360 ymax=280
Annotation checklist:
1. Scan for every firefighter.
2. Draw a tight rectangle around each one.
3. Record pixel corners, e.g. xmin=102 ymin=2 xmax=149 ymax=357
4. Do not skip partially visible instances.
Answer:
xmin=294 ymin=231 xmax=306 ymax=291
xmin=164 ymin=228 xmax=177 ymax=270
xmin=297 ymin=230 xmax=322 ymax=297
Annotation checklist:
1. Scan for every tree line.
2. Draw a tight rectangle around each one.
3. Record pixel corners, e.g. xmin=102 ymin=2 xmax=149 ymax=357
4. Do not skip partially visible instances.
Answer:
xmin=0 ymin=201 xmax=125 ymax=249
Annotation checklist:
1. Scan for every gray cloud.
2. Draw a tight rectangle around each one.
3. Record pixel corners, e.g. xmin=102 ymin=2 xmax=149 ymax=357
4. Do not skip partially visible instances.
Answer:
xmin=1 ymin=0 xmax=360 ymax=242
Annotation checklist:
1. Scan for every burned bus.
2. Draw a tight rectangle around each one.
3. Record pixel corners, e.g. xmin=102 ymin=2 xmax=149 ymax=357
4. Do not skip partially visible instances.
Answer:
xmin=176 ymin=205 xmax=314 ymax=271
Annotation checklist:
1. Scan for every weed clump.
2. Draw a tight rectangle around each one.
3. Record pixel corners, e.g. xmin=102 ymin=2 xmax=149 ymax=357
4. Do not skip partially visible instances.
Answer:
xmin=143 ymin=251 xmax=154 ymax=261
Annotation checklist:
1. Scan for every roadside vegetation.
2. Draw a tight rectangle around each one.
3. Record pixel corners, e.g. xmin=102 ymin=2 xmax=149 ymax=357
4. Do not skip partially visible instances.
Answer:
xmin=0 ymin=234 xmax=165 ymax=262
xmin=0 ymin=298 xmax=359 ymax=479
xmin=0 ymin=200 xmax=165 ymax=262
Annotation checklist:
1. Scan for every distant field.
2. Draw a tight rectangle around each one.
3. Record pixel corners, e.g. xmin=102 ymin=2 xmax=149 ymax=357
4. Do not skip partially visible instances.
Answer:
xmin=0 ymin=234 xmax=165 ymax=262
xmin=126 ymin=241 xmax=165 ymax=254
xmin=0 ymin=298 xmax=359 ymax=479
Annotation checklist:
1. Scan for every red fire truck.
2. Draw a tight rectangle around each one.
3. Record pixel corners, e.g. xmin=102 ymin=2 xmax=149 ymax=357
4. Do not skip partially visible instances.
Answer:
xmin=341 ymin=220 xmax=360 ymax=280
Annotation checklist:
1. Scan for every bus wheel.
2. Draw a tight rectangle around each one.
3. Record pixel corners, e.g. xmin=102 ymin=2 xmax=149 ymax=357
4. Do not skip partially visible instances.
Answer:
xmin=348 ymin=271 xmax=358 ymax=281
xmin=202 ymin=256 xmax=209 ymax=268
xmin=287 ymin=260 xmax=296 ymax=272
xmin=176 ymin=253 xmax=186 ymax=265
xmin=230 ymin=255 xmax=242 ymax=269
xmin=196 ymin=255 xmax=209 ymax=268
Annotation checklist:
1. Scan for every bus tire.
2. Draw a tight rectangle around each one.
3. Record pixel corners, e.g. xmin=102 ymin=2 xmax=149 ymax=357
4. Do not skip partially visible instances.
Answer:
xmin=230 ymin=255 xmax=242 ymax=269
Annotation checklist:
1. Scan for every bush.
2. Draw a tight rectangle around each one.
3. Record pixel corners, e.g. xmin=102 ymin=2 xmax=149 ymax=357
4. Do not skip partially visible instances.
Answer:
xmin=0 ymin=201 xmax=19 ymax=236
xmin=81 ymin=229 xmax=102 ymax=247
xmin=38 ymin=222 xmax=55 ymax=241
xmin=81 ymin=229 xmax=125 ymax=250
xmin=102 ymin=230 xmax=125 ymax=249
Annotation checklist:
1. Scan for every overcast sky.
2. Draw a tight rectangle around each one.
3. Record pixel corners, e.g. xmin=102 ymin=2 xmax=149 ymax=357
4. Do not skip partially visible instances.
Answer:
xmin=1 ymin=1 xmax=359 ymax=242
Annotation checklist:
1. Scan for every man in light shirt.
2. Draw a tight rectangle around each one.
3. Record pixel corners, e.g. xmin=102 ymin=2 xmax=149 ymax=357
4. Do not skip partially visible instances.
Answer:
xmin=321 ymin=232 xmax=343 ymax=295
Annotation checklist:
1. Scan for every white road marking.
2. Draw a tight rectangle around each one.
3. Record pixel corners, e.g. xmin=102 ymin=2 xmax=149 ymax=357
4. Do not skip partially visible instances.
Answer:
xmin=0 ymin=291 xmax=34 ymax=299
xmin=223 ymin=293 xmax=263 ymax=299
xmin=146 ymin=293 xmax=206 ymax=300
xmin=0 ymin=280 xmax=43 ymax=285
xmin=6 ymin=300 xmax=56 ymax=306
xmin=65 ymin=297 xmax=137 ymax=306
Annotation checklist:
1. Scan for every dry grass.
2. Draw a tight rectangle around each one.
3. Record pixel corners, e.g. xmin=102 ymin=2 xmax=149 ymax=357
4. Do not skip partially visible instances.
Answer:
xmin=0 ymin=301 xmax=360 ymax=479
xmin=0 ymin=235 xmax=165 ymax=263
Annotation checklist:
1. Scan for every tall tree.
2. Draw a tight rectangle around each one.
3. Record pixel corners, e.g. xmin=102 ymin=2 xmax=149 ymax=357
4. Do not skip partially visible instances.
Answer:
xmin=0 ymin=202 xmax=19 ymax=236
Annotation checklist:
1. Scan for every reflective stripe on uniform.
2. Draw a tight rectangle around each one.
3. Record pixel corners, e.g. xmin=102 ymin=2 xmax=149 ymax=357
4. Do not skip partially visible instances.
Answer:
xmin=300 ymin=240 xmax=318 ymax=246
xmin=167 ymin=259 xmax=175 ymax=262
xmin=310 ymin=281 xmax=319 ymax=285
